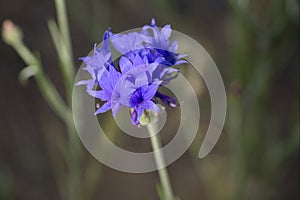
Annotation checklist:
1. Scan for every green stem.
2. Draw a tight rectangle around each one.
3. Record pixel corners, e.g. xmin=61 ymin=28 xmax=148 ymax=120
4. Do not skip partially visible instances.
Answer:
xmin=12 ymin=41 xmax=72 ymax=125
xmin=55 ymin=0 xmax=73 ymax=57
xmin=147 ymin=123 xmax=175 ymax=200
xmin=4 ymin=13 xmax=85 ymax=200
xmin=11 ymin=41 xmax=79 ymax=200
xmin=54 ymin=0 xmax=75 ymax=105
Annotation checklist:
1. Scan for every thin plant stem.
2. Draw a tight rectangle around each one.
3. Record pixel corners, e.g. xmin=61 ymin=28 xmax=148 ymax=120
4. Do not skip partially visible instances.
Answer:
xmin=54 ymin=0 xmax=75 ymax=105
xmin=147 ymin=123 xmax=175 ymax=200
xmin=11 ymin=41 xmax=72 ymax=125
xmin=9 ymin=34 xmax=80 ymax=200
xmin=55 ymin=0 xmax=72 ymax=55
xmin=51 ymin=2 xmax=82 ymax=198
xmin=3 ymin=8 xmax=93 ymax=199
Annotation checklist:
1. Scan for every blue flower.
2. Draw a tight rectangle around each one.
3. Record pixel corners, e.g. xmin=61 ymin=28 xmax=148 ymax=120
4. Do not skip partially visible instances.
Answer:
xmin=142 ymin=18 xmax=187 ymax=66
xmin=110 ymin=59 xmax=161 ymax=114
xmin=94 ymin=64 xmax=121 ymax=116
xmin=79 ymin=29 xmax=112 ymax=73
xmin=77 ymin=19 xmax=187 ymax=126
xmin=76 ymin=29 xmax=113 ymax=96
xmin=129 ymin=84 xmax=160 ymax=125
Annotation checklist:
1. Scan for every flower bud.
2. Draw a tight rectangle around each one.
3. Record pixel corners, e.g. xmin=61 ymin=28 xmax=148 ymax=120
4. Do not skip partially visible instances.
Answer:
xmin=2 ymin=20 xmax=22 ymax=45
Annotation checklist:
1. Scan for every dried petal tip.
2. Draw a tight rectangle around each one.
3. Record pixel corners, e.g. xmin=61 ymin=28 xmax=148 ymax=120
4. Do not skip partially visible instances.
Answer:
xmin=139 ymin=110 xmax=151 ymax=127
xmin=2 ymin=20 xmax=22 ymax=45
xmin=129 ymin=108 xmax=151 ymax=127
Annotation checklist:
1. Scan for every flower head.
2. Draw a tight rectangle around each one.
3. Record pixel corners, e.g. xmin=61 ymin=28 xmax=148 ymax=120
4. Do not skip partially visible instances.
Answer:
xmin=77 ymin=19 xmax=187 ymax=126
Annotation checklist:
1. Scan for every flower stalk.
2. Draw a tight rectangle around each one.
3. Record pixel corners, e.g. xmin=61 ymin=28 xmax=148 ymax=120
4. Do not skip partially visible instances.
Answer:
xmin=147 ymin=122 xmax=176 ymax=200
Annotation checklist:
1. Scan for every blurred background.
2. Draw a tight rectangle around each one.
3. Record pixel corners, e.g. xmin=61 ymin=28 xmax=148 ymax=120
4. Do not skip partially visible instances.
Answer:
xmin=0 ymin=0 xmax=299 ymax=199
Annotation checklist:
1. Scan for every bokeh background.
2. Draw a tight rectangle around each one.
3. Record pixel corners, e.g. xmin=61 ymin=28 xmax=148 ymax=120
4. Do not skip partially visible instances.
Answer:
xmin=0 ymin=0 xmax=299 ymax=199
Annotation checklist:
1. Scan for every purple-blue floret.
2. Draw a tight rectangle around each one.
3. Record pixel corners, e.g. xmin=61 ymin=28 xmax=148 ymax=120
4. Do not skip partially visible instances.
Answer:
xmin=77 ymin=18 xmax=187 ymax=126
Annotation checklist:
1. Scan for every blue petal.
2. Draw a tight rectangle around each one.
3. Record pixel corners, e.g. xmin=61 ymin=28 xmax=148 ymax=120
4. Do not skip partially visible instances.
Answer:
xmin=119 ymin=56 xmax=133 ymax=74
xmin=79 ymin=50 xmax=110 ymax=69
xmin=112 ymin=103 xmax=122 ymax=118
xmin=75 ymin=79 xmax=92 ymax=86
xmin=140 ymin=100 xmax=160 ymax=112
xmin=134 ymin=72 xmax=149 ymax=88
xmin=98 ymin=69 xmax=114 ymax=92
xmin=151 ymin=18 xmax=156 ymax=27
xmin=111 ymin=32 xmax=145 ymax=54
xmin=129 ymin=86 xmax=144 ymax=107
xmin=95 ymin=101 xmax=111 ymax=115
xmin=169 ymin=41 xmax=178 ymax=53
xmin=155 ymin=91 xmax=177 ymax=107
xmin=108 ymin=65 xmax=121 ymax=86
xmin=131 ymin=53 xmax=145 ymax=67
xmin=143 ymin=83 xmax=160 ymax=100
xmin=98 ymin=65 xmax=120 ymax=93
xmin=92 ymin=90 xmax=110 ymax=100
xmin=161 ymin=24 xmax=172 ymax=39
